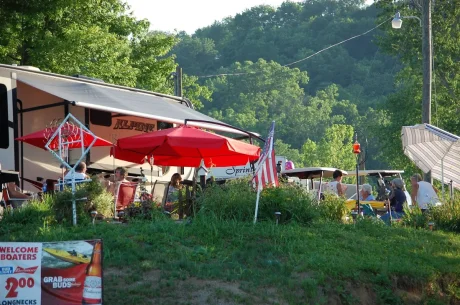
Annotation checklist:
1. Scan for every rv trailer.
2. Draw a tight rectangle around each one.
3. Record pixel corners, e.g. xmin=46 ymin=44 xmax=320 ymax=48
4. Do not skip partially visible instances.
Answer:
xmin=0 ymin=64 xmax=251 ymax=191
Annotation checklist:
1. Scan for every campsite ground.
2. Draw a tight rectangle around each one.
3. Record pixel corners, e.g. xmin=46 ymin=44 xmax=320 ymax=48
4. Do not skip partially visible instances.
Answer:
xmin=3 ymin=216 xmax=460 ymax=304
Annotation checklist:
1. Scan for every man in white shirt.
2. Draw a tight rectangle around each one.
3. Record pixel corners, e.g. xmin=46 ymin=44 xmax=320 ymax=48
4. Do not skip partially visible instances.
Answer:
xmin=64 ymin=162 xmax=89 ymax=181
xmin=410 ymin=173 xmax=440 ymax=212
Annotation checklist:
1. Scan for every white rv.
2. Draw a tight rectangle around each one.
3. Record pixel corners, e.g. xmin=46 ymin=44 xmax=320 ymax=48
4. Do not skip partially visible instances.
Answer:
xmin=0 ymin=64 xmax=251 ymax=191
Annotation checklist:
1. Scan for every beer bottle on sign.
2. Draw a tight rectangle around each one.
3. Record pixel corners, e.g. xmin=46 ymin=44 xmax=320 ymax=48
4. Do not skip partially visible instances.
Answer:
xmin=82 ymin=241 xmax=102 ymax=304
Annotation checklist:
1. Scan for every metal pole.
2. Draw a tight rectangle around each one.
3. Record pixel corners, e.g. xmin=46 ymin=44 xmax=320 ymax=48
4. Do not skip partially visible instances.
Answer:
xmin=176 ymin=66 xmax=183 ymax=98
xmin=422 ymin=0 xmax=433 ymax=183
xmin=356 ymin=154 xmax=360 ymax=216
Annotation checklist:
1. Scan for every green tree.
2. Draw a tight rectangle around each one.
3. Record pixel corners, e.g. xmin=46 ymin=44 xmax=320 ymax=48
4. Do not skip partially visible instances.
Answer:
xmin=301 ymin=124 xmax=356 ymax=170
xmin=0 ymin=0 xmax=212 ymax=106
xmin=372 ymin=0 xmax=460 ymax=171
xmin=204 ymin=59 xmax=308 ymax=144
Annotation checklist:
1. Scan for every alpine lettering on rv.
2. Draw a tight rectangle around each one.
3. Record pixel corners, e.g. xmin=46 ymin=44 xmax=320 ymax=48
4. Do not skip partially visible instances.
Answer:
xmin=113 ymin=119 xmax=155 ymax=133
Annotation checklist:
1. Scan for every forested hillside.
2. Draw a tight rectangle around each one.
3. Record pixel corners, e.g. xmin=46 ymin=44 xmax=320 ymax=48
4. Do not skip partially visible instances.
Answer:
xmin=172 ymin=0 xmax=402 ymax=170
xmin=172 ymin=0 xmax=459 ymax=173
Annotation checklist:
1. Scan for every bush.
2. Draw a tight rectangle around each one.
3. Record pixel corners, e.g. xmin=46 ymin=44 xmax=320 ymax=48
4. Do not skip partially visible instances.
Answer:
xmin=429 ymin=200 xmax=460 ymax=233
xmin=401 ymin=206 xmax=429 ymax=229
xmin=51 ymin=178 xmax=113 ymax=224
xmin=197 ymin=179 xmax=324 ymax=224
xmin=0 ymin=197 xmax=55 ymax=227
xmin=259 ymin=183 xmax=318 ymax=225
xmin=317 ymin=194 xmax=349 ymax=222
xmin=126 ymin=200 xmax=167 ymax=221
xmin=196 ymin=178 xmax=256 ymax=221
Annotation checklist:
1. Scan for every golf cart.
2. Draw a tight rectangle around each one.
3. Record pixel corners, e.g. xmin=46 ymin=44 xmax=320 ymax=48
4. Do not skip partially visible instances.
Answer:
xmin=281 ymin=167 xmax=348 ymax=200
xmin=343 ymin=170 xmax=412 ymax=212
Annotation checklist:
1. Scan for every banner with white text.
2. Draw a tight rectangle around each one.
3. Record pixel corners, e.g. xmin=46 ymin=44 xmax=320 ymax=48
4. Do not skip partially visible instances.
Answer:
xmin=0 ymin=240 xmax=103 ymax=305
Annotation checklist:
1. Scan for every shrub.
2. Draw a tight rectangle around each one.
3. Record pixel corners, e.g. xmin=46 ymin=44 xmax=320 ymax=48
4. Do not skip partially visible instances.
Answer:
xmin=317 ymin=194 xmax=348 ymax=222
xmin=196 ymin=178 xmax=256 ymax=221
xmin=429 ymin=200 xmax=460 ymax=233
xmin=197 ymin=179 xmax=321 ymax=224
xmin=0 ymin=197 xmax=55 ymax=227
xmin=52 ymin=178 xmax=113 ymax=224
xmin=259 ymin=183 xmax=318 ymax=225
xmin=126 ymin=200 xmax=167 ymax=221
xmin=401 ymin=206 xmax=429 ymax=229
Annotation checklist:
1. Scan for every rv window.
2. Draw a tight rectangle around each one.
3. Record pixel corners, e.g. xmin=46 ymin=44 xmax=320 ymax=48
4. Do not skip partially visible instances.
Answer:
xmin=0 ymin=84 xmax=9 ymax=149
xmin=158 ymin=121 xmax=173 ymax=130
xmin=90 ymin=109 xmax=112 ymax=127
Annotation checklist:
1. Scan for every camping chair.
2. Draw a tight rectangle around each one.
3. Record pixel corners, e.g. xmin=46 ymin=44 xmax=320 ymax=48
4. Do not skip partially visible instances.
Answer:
xmin=114 ymin=182 xmax=138 ymax=217
xmin=360 ymin=203 xmax=376 ymax=217
xmin=1 ymin=183 xmax=30 ymax=209
xmin=151 ymin=181 xmax=170 ymax=209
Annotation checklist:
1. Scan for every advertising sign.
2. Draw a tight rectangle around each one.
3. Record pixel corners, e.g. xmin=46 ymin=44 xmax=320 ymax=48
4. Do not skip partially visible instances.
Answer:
xmin=0 ymin=240 xmax=103 ymax=305
xmin=0 ymin=243 xmax=41 ymax=305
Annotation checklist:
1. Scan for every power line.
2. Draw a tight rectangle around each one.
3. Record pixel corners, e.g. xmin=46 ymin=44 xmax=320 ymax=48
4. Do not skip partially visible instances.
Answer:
xmin=197 ymin=17 xmax=392 ymax=79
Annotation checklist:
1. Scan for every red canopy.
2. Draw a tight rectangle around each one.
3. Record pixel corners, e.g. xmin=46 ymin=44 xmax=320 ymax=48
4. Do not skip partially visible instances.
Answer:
xmin=113 ymin=126 xmax=260 ymax=167
xmin=16 ymin=123 xmax=112 ymax=150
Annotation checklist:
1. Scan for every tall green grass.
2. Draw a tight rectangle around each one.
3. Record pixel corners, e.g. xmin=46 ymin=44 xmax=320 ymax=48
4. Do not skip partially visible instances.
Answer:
xmin=197 ymin=178 xmax=348 ymax=224
xmin=2 ymin=180 xmax=460 ymax=304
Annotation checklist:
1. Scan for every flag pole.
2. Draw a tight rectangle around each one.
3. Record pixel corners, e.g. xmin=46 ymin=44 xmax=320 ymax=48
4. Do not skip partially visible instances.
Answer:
xmin=253 ymin=171 xmax=262 ymax=224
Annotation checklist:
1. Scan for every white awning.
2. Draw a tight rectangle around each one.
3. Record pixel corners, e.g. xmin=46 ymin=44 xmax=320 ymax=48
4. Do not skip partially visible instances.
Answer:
xmin=4 ymin=65 xmax=245 ymax=135
xmin=402 ymin=123 xmax=460 ymax=190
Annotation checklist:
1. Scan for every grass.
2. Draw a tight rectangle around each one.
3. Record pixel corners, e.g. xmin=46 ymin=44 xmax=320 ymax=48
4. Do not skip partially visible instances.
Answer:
xmin=1 ymin=215 xmax=460 ymax=304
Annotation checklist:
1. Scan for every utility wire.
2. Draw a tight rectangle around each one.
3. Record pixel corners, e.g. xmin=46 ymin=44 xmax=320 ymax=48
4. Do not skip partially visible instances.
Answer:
xmin=197 ymin=17 xmax=392 ymax=79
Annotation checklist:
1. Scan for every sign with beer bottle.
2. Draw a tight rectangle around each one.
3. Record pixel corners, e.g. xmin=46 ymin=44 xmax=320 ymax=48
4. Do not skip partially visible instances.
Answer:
xmin=0 ymin=240 xmax=103 ymax=305
xmin=82 ymin=241 xmax=102 ymax=304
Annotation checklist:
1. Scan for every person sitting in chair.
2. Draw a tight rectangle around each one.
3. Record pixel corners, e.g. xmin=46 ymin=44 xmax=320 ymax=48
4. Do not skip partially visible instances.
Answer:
xmin=380 ymin=178 xmax=406 ymax=224
xmin=105 ymin=167 xmax=129 ymax=195
xmin=359 ymin=184 xmax=375 ymax=201
xmin=165 ymin=173 xmax=182 ymax=212
xmin=64 ymin=162 xmax=89 ymax=181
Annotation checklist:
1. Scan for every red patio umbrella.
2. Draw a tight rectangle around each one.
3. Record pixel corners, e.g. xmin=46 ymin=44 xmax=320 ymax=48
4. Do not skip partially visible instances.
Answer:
xmin=113 ymin=126 xmax=260 ymax=167
xmin=16 ymin=123 xmax=112 ymax=150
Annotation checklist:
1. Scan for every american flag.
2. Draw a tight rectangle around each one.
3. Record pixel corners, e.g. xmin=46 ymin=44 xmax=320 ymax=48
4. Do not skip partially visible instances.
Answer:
xmin=253 ymin=122 xmax=279 ymax=190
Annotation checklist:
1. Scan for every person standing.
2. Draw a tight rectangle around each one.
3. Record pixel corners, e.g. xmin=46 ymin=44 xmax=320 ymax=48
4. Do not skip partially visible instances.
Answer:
xmin=410 ymin=173 xmax=440 ymax=212
xmin=325 ymin=170 xmax=346 ymax=197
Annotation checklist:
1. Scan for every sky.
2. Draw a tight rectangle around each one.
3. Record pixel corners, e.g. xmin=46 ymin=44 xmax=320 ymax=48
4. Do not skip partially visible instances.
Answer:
xmin=127 ymin=0 xmax=375 ymax=34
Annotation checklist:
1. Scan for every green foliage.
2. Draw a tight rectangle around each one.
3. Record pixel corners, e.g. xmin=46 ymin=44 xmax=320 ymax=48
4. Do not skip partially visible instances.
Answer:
xmin=126 ymin=200 xmax=167 ymax=221
xmin=0 ymin=0 xmax=211 ymax=106
xmin=197 ymin=178 xmax=350 ymax=225
xmin=259 ymin=183 xmax=318 ymax=225
xmin=317 ymin=194 xmax=349 ymax=222
xmin=0 ymin=197 xmax=55 ymax=228
xmin=401 ymin=205 xmax=429 ymax=229
xmin=428 ymin=200 xmax=460 ymax=233
xmin=301 ymin=124 xmax=356 ymax=170
xmin=2 ymin=214 xmax=460 ymax=304
xmin=52 ymin=178 xmax=113 ymax=224
xmin=196 ymin=178 xmax=256 ymax=222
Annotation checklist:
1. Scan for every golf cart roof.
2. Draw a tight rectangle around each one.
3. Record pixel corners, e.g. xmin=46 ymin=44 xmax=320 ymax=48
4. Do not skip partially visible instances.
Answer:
xmin=346 ymin=170 xmax=404 ymax=177
xmin=281 ymin=167 xmax=348 ymax=179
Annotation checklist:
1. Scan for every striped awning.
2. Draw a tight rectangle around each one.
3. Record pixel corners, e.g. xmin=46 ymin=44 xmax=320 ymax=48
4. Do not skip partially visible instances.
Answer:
xmin=401 ymin=124 xmax=460 ymax=189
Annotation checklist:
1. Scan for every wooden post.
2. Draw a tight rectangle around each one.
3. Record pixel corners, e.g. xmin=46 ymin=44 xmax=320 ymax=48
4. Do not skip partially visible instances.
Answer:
xmin=422 ymin=0 xmax=432 ymax=183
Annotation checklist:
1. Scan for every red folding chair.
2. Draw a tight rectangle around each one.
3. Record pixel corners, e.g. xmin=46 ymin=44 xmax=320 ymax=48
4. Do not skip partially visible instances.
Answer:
xmin=114 ymin=182 xmax=138 ymax=217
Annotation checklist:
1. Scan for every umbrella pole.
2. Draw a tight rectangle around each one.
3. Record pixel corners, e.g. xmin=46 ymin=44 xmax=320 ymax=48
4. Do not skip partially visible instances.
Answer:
xmin=318 ymin=171 xmax=323 ymax=202
xmin=441 ymin=157 xmax=445 ymax=199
